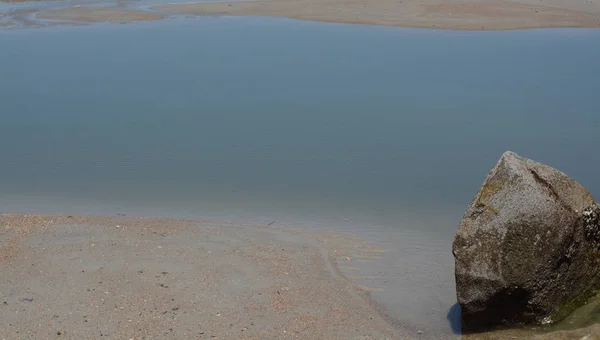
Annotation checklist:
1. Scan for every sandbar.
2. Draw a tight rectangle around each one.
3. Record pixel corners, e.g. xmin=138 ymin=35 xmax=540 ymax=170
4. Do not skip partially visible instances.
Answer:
xmin=36 ymin=7 xmax=165 ymax=22
xmin=155 ymin=0 xmax=600 ymax=30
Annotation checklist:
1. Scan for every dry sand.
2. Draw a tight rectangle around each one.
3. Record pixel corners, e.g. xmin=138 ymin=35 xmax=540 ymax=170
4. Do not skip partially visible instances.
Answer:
xmin=155 ymin=0 xmax=600 ymax=30
xmin=36 ymin=7 xmax=164 ymax=22
xmin=0 ymin=214 xmax=407 ymax=339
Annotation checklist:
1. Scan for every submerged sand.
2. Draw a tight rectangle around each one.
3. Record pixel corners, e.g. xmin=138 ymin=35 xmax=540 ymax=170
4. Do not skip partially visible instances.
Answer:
xmin=36 ymin=7 xmax=164 ymax=22
xmin=0 ymin=214 xmax=406 ymax=339
xmin=155 ymin=0 xmax=600 ymax=30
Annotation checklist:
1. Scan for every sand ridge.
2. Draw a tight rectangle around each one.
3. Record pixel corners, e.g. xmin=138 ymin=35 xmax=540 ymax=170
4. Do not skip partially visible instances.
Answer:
xmin=154 ymin=0 xmax=600 ymax=30
xmin=36 ymin=7 xmax=165 ymax=22
xmin=3 ymin=0 xmax=600 ymax=29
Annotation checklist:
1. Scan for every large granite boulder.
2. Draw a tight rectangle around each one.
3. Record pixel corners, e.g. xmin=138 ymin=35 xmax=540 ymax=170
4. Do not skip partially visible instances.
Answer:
xmin=453 ymin=151 xmax=600 ymax=332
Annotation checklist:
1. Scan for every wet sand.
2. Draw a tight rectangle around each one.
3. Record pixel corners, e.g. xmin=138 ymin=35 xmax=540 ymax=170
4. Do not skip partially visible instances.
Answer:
xmin=0 ymin=214 xmax=408 ymax=339
xmin=2 ymin=214 xmax=600 ymax=339
xmin=462 ymin=324 xmax=600 ymax=339
xmin=154 ymin=0 xmax=600 ymax=30
xmin=36 ymin=7 xmax=165 ymax=22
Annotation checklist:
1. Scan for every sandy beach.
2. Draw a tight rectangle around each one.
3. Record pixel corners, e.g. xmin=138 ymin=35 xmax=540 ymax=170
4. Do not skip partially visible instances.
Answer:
xmin=154 ymin=0 xmax=600 ymax=30
xmin=0 ymin=214 xmax=407 ymax=339
xmin=2 ymin=214 xmax=600 ymax=339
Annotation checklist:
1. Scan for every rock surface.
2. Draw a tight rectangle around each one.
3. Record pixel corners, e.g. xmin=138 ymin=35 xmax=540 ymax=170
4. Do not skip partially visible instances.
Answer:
xmin=453 ymin=151 xmax=600 ymax=332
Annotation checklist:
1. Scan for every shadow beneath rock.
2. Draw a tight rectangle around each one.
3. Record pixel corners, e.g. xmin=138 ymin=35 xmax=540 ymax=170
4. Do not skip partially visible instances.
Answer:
xmin=447 ymin=302 xmax=462 ymax=334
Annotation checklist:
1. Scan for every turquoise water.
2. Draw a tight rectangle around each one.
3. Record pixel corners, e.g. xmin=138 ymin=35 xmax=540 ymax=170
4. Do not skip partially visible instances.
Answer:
xmin=1 ymin=18 xmax=599 ymax=337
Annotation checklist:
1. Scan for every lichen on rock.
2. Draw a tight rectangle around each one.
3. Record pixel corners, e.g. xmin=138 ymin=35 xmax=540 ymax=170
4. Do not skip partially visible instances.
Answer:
xmin=584 ymin=204 xmax=600 ymax=244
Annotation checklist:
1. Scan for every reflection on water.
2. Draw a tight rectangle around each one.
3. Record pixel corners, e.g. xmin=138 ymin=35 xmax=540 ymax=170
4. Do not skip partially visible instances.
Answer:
xmin=1 ymin=18 xmax=599 ymax=338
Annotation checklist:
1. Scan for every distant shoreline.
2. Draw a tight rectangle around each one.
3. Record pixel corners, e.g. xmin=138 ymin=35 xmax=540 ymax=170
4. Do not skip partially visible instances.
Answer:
xmin=2 ymin=0 xmax=600 ymax=30
xmin=154 ymin=0 xmax=600 ymax=31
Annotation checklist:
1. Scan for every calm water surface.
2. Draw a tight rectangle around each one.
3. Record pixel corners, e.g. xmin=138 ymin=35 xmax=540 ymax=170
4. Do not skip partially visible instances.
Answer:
xmin=1 ymin=18 xmax=599 ymax=337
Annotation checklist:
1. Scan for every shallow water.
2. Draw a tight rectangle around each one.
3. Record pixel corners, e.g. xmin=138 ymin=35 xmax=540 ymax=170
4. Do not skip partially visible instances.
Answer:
xmin=1 ymin=18 xmax=599 ymax=337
